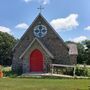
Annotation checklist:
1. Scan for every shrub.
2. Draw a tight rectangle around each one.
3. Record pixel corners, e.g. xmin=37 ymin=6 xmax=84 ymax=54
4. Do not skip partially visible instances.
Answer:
xmin=3 ymin=70 xmax=17 ymax=77
xmin=63 ymin=68 xmax=73 ymax=76
xmin=2 ymin=66 xmax=18 ymax=77
xmin=52 ymin=67 xmax=73 ymax=76
xmin=51 ymin=65 xmax=89 ymax=77
xmin=75 ymin=65 xmax=88 ymax=76
xmin=87 ymin=68 xmax=90 ymax=77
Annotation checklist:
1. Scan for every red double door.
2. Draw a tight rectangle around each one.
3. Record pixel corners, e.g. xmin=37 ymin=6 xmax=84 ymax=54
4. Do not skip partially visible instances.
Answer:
xmin=30 ymin=49 xmax=43 ymax=72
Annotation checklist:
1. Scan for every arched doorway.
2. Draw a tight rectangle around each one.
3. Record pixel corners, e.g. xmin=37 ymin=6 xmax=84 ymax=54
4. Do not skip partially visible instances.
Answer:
xmin=30 ymin=49 xmax=44 ymax=72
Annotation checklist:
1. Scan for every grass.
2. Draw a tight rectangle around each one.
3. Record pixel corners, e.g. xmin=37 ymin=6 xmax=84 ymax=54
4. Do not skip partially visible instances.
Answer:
xmin=0 ymin=66 xmax=90 ymax=90
xmin=0 ymin=78 xmax=90 ymax=90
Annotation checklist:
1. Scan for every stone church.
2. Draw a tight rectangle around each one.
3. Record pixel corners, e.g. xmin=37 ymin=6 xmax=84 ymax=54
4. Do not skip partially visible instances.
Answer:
xmin=12 ymin=13 xmax=78 ymax=73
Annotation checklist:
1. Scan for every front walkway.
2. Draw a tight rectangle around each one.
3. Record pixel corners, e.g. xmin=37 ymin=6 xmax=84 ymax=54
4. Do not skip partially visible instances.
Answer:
xmin=21 ymin=73 xmax=89 ymax=79
xmin=22 ymin=73 xmax=73 ymax=78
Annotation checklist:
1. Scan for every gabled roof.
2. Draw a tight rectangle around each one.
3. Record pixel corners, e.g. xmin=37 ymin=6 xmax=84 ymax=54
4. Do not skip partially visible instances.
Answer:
xmin=67 ymin=43 xmax=78 ymax=55
xmin=19 ymin=38 xmax=54 ymax=59
xmin=12 ymin=13 xmax=68 ymax=51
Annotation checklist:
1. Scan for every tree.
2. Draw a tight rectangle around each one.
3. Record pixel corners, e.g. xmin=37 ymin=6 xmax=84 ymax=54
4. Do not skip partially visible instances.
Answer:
xmin=66 ymin=40 xmax=90 ymax=65
xmin=0 ymin=31 xmax=17 ymax=66
xmin=77 ymin=43 xmax=86 ymax=64
xmin=82 ymin=40 xmax=90 ymax=64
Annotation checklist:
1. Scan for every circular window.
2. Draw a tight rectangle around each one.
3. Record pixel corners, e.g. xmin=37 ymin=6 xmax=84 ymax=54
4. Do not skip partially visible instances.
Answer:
xmin=34 ymin=25 xmax=47 ymax=38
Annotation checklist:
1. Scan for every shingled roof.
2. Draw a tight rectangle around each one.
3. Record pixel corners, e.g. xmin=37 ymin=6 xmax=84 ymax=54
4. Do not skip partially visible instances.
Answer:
xmin=67 ymin=43 xmax=78 ymax=55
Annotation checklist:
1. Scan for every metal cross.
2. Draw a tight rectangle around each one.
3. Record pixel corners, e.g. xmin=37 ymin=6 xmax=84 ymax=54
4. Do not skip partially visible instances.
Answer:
xmin=37 ymin=5 xmax=44 ymax=13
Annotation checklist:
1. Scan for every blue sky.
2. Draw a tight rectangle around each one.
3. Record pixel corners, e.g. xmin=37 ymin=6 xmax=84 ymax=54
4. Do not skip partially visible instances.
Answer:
xmin=0 ymin=0 xmax=90 ymax=42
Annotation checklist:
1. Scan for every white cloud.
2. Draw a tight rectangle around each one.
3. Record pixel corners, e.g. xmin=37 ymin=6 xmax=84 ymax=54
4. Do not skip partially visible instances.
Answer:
xmin=0 ymin=26 xmax=11 ymax=34
xmin=24 ymin=0 xmax=32 ymax=3
xmin=84 ymin=26 xmax=90 ymax=31
xmin=23 ymin=0 xmax=50 ymax=5
xmin=15 ymin=23 xmax=29 ymax=30
xmin=50 ymin=14 xmax=79 ymax=31
xmin=39 ymin=0 xmax=50 ymax=5
xmin=71 ymin=36 xmax=88 ymax=43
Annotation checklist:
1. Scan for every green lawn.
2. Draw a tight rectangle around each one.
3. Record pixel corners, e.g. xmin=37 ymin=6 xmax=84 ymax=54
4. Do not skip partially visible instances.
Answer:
xmin=0 ymin=78 xmax=90 ymax=90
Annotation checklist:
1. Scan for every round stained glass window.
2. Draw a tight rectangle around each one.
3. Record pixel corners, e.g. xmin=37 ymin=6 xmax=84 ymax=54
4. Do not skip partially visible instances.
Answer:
xmin=34 ymin=25 xmax=47 ymax=38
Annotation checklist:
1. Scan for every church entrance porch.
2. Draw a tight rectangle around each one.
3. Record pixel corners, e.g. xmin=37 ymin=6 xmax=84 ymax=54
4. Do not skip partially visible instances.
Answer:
xmin=30 ymin=49 xmax=44 ymax=72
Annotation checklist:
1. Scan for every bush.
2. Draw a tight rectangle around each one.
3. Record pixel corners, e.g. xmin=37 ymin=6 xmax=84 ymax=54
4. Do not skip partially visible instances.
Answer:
xmin=51 ymin=65 xmax=90 ymax=77
xmin=2 ymin=66 xmax=18 ymax=77
xmin=3 ymin=70 xmax=17 ymax=77
xmin=52 ymin=67 xmax=73 ymax=76
xmin=63 ymin=68 xmax=73 ymax=76
xmin=75 ymin=65 xmax=88 ymax=76
xmin=87 ymin=68 xmax=90 ymax=77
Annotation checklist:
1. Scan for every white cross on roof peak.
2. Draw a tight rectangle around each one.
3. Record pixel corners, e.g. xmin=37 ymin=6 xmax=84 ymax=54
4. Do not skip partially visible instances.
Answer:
xmin=37 ymin=5 xmax=44 ymax=13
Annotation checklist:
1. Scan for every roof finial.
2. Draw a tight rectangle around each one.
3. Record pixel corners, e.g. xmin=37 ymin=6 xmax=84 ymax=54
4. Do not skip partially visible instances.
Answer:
xmin=37 ymin=5 xmax=44 ymax=14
